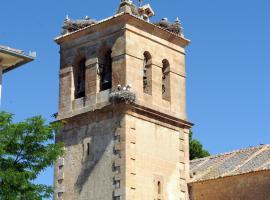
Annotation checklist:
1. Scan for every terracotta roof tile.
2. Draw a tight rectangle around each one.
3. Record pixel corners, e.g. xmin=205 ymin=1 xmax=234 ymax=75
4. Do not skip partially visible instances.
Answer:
xmin=190 ymin=144 xmax=270 ymax=183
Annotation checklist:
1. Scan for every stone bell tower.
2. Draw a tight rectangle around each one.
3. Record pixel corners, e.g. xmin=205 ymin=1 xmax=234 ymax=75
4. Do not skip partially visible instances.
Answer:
xmin=54 ymin=1 xmax=193 ymax=200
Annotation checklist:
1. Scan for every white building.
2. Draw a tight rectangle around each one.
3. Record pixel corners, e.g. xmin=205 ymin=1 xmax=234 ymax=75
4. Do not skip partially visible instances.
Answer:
xmin=0 ymin=45 xmax=35 ymax=104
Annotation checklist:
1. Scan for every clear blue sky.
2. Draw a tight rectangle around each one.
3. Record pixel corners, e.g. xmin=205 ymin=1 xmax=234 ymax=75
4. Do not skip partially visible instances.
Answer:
xmin=1 ymin=0 xmax=270 ymax=194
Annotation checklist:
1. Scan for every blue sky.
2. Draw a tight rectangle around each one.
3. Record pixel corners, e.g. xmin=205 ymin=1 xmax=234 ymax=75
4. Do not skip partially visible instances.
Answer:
xmin=1 ymin=0 xmax=270 ymax=193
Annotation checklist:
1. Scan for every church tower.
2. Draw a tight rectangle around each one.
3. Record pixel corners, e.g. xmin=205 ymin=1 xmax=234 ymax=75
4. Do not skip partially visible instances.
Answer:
xmin=54 ymin=1 xmax=193 ymax=199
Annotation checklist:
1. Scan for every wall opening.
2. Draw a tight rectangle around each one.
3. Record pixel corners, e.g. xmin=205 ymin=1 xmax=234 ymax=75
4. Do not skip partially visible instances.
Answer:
xmin=157 ymin=181 xmax=161 ymax=194
xmin=162 ymin=59 xmax=170 ymax=101
xmin=74 ymin=58 xmax=86 ymax=99
xmin=154 ymin=177 xmax=163 ymax=200
xmin=143 ymin=51 xmax=152 ymax=94
xmin=87 ymin=142 xmax=90 ymax=156
xmin=58 ymin=192 xmax=63 ymax=198
xmin=99 ymin=49 xmax=112 ymax=91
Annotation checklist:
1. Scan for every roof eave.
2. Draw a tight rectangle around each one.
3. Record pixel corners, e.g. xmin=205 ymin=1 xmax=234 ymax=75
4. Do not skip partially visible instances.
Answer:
xmin=0 ymin=47 xmax=35 ymax=73
xmin=189 ymin=168 xmax=270 ymax=185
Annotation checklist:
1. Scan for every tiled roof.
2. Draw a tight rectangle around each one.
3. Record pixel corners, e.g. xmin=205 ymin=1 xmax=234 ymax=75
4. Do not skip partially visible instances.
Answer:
xmin=0 ymin=45 xmax=24 ymax=54
xmin=190 ymin=144 xmax=270 ymax=183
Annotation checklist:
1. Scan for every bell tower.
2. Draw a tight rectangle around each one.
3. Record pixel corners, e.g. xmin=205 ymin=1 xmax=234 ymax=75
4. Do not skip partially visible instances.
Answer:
xmin=54 ymin=1 xmax=193 ymax=200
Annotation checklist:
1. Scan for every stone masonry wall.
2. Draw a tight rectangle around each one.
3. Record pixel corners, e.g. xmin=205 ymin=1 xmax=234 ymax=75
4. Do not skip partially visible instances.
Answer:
xmin=58 ymin=23 xmax=126 ymax=119
xmin=54 ymin=111 xmax=125 ymax=200
xmin=124 ymin=114 xmax=190 ymax=200
xmin=58 ymin=20 xmax=188 ymax=122
xmin=55 ymin=14 xmax=191 ymax=200
xmin=125 ymin=24 xmax=187 ymax=120
xmin=189 ymin=170 xmax=270 ymax=200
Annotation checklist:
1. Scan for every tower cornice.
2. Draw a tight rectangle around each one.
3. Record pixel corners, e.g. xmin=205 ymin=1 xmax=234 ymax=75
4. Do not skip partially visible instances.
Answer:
xmin=56 ymin=103 xmax=193 ymax=130
xmin=55 ymin=13 xmax=190 ymax=48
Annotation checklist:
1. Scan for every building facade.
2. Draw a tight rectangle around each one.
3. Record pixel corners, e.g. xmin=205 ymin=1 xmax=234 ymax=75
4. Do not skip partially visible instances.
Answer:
xmin=189 ymin=144 xmax=270 ymax=200
xmin=54 ymin=1 xmax=192 ymax=200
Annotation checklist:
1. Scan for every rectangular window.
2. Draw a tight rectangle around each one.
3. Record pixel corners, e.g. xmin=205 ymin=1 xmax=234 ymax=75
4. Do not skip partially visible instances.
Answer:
xmin=87 ymin=142 xmax=90 ymax=156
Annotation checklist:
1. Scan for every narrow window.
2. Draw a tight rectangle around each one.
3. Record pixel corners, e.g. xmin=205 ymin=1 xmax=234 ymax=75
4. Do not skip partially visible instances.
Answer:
xmin=143 ymin=51 xmax=152 ymax=94
xmin=82 ymin=143 xmax=84 ymax=156
xmin=58 ymin=165 xmax=64 ymax=173
xmin=74 ymin=58 xmax=86 ymax=99
xmin=155 ymin=178 xmax=163 ymax=200
xmin=162 ymin=59 xmax=170 ymax=101
xmin=99 ymin=50 xmax=112 ymax=91
xmin=87 ymin=142 xmax=90 ymax=156
xmin=114 ymin=180 xmax=120 ymax=189
xmin=59 ymin=165 xmax=63 ymax=170
xmin=157 ymin=181 xmax=161 ymax=194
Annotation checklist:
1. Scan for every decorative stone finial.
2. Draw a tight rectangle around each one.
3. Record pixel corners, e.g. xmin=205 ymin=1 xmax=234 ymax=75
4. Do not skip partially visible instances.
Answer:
xmin=117 ymin=0 xmax=139 ymax=15
xmin=174 ymin=17 xmax=184 ymax=37
xmin=175 ymin=17 xmax=180 ymax=24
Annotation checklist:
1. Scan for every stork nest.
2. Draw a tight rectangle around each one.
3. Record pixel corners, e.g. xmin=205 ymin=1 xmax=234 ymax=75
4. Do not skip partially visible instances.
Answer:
xmin=62 ymin=18 xmax=97 ymax=35
xmin=109 ymin=90 xmax=136 ymax=104
xmin=154 ymin=20 xmax=183 ymax=36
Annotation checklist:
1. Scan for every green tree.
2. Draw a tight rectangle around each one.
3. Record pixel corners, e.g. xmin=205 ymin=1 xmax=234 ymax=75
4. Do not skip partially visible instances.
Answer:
xmin=189 ymin=131 xmax=210 ymax=160
xmin=0 ymin=112 xmax=64 ymax=200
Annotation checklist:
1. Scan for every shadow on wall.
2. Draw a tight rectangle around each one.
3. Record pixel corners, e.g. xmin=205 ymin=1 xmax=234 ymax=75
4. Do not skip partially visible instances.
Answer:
xmin=57 ymin=111 xmax=123 ymax=197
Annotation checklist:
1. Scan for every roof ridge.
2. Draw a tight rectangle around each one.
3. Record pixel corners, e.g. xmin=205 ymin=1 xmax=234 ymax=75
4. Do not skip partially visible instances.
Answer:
xmin=190 ymin=144 xmax=270 ymax=163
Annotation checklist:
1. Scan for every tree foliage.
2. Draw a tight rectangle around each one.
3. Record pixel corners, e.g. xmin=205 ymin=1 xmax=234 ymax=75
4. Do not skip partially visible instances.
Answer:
xmin=189 ymin=131 xmax=210 ymax=160
xmin=0 ymin=112 xmax=64 ymax=200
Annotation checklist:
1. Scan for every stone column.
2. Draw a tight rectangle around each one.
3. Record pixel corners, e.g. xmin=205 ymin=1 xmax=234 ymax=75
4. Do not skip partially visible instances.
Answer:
xmin=112 ymin=55 xmax=126 ymax=91
xmin=58 ymin=66 xmax=74 ymax=118
xmin=85 ymin=58 xmax=99 ymax=105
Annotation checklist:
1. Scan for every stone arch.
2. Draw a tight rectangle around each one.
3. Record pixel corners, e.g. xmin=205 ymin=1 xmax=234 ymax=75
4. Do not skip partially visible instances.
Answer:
xmin=98 ymin=46 xmax=112 ymax=91
xmin=73 ymin=56 xmax=86 ymax=99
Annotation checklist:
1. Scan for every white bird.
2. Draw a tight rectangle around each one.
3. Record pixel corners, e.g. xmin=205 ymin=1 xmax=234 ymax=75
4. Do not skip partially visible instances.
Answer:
xmin=117 ymin=85 xmax=122 ymax=91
